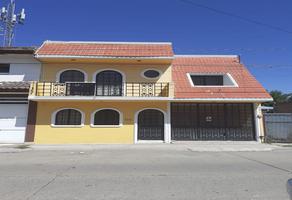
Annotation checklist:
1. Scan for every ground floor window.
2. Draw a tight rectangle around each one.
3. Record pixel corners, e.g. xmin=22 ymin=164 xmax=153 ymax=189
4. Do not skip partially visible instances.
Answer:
xmin=93 ymin=109 xmax=121 ymax=126
xmin=171 ymin=103 xmax=255 ymax=141
xmin=54 ymin=109 xmax=83 ymax=126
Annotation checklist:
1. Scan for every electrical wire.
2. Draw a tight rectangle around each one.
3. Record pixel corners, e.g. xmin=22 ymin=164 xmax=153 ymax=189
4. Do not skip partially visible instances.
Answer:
xmin=178 ymin=0 xmax=292 ymax=35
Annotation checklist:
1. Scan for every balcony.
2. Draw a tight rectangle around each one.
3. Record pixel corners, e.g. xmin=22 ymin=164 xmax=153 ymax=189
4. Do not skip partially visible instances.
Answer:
xmin=29 ymin=82 xmax=172 ymax=98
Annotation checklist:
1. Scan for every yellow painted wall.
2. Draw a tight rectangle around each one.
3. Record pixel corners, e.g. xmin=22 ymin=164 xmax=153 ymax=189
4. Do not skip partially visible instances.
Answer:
xmin=40 ymin=62 xmax=172 ymax=83
xmin=34 ymin=101 xmax=167 ymax=144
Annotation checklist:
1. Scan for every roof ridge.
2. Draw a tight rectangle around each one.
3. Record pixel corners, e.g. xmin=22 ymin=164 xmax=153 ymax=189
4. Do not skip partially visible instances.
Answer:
xmin=44 ymin=40 xmax=173 ymax=45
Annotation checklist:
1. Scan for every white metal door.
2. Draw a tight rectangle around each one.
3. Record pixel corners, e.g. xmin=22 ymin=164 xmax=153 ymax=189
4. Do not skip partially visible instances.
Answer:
xmin=0 ymin=104 xmax=28 ymax=143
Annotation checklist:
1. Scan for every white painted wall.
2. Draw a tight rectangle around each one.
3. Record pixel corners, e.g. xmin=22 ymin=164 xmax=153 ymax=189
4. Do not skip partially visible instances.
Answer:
xmin=0 ymin=54 xmax=41 ymax=81
xmin=0 ymin=104 xmax=28 ymax=143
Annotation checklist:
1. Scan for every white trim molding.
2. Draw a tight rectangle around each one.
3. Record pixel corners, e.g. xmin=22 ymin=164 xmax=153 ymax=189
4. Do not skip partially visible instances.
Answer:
xmin=29 ymin=96 xmax=172 ymax=101
xmin=29 ymin=96 xmax=273 ymax=103
xmin=186 ymin=72 xmax=238 ymax=88
xmin=165 ymin=102 xmax=171 ymax=143
xmin=134 ymin=108 xmax=170 ymax=144
xmin=90 ymin=108 xmax=123 ymax=128
xmin=51 ymin=108 xmax=85 ymax=128
xmin=141 ymin=68 xmax=162 ymax=80
xmin=56 ymin=68 xmax=88 ymax=82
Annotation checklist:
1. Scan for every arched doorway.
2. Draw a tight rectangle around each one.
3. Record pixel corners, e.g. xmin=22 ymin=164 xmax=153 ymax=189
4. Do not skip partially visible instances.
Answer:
xmin=95 ymin=70 xmax=123 ymax=96
xmin=138 ymin=109 xmax=164 ymax=140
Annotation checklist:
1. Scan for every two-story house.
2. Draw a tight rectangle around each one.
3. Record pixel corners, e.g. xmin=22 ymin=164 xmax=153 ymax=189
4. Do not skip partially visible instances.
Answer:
xmin=0 ymin=47 xmax=41 ymax=143
xmin=27 ymin=41 xmax=272 ymax=144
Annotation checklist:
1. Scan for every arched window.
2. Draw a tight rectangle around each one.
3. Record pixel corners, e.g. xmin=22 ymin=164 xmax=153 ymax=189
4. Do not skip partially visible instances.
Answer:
xmin=54 ymin=109 xmax=83 ymax=126
xmin=95 ymin=70 xmax=123 ymax=96
xmin=59 ymin=70 xmax=85 ymax=83
xmin=93 ymin=109 xmax=121 ymax=126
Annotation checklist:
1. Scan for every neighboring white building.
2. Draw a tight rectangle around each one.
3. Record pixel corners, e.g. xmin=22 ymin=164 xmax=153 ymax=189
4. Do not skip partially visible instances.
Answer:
xmin=0 ymin=47 xmax=41 ymax=143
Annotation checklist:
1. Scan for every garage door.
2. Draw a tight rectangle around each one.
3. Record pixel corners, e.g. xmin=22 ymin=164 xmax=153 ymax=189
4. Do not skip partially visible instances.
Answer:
xmin=171 ymin=103 xmax=255 ymax=141
xmin=0 ymin=104 xmax=28 ymax=143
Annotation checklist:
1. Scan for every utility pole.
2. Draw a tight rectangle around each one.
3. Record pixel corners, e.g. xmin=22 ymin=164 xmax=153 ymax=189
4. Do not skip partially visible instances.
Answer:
xmin=0 ymin=0 xmax=26 ymax=47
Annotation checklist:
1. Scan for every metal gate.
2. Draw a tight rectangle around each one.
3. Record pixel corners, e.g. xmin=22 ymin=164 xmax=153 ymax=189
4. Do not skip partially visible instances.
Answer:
xmin=171 ymin=103 xmax=255 ymax=141
xmin=138 ymin=109 xmax=164 ymax=140
xmin=264 ymin=113 xmax=292 ymax=143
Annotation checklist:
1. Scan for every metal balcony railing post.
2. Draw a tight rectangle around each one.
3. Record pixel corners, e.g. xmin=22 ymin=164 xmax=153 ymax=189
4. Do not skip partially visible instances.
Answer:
xmin=49 ymin=82 xmax=52 ymax=96
xmin=42 ymin=82 xmax=45 ymax=96
xmin=35 ymin=82 xmax=38 ymax=96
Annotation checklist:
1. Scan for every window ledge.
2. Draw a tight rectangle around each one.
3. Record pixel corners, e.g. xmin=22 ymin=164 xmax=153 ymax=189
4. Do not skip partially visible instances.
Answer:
xmin=51 ymin=124 xmax=84 ymax=128
xmin=90 ymin=124 xmax=122 ymax=128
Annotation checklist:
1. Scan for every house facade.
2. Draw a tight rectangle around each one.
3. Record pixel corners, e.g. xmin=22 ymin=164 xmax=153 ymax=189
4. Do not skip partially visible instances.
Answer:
xmin=0 ymin=47 xmax=41 ymax=143
xmin=27 ymin=41 xmax=272 ymax=144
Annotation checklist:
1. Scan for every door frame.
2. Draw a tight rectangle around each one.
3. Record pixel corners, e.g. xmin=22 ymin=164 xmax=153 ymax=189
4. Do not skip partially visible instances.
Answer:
xmin=134 ymin=107 xmax=170 ymax=144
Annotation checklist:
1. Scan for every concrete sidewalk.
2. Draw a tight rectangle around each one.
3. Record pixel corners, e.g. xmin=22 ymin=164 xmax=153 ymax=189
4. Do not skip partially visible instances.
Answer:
xmin=0 ymin=141 xmax=287 ymax=152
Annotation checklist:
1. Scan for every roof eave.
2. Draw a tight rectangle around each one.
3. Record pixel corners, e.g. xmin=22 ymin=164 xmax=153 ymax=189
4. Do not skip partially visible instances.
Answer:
xmin=172 ymin=98 xmax=273 ymax=103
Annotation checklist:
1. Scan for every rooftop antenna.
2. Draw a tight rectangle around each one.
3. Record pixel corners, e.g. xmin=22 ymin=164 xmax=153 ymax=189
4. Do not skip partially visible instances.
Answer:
xmin=0 ymin=0 xmax=26 ymax=47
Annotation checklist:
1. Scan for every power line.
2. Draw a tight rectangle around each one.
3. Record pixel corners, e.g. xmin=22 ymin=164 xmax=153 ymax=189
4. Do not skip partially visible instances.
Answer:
xmin=178 ymin=0 xmax=292 ymax=35
xmin=246 ymin=64 xmax=292 ymax=69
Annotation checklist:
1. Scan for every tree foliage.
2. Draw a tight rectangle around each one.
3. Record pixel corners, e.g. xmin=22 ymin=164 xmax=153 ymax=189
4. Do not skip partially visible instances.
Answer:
xmin=264 ymin=90 xmax=292 ymax=106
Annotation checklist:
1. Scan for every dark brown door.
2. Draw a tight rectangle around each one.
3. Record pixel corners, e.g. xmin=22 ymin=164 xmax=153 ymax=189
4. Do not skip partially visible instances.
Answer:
xmin=138 ymin=109 xmax=164 ymax=140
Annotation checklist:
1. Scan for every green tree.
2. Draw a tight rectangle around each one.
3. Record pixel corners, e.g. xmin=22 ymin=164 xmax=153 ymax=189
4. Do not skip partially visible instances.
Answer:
xmin=270 ymin=90 xmax=289 ymax=103
xmin=263 ymin=90 xmax=291 ymax=106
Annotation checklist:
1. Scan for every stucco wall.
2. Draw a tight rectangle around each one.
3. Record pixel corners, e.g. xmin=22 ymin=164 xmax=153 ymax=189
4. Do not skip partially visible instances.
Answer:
xmin=34 ymin=101 xmax=168 ymax=144
xmin=40 ymin=63 xmax=172 ymax=83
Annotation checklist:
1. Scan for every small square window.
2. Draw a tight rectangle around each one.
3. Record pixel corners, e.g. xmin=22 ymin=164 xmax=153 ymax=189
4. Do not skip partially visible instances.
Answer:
xmin=191 ymin=75 xmax=223 ymax=86
xmin=0 ymin=64 xmax=10 ymax=74
xmin=187 ymin=73 xmax=238 ymax=87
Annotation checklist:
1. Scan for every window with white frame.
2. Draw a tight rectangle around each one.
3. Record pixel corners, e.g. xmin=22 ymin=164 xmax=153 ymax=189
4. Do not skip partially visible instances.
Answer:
xmin=187 ymin=73 xmax=238 ymax=87
xmin=93 ymin=109 xmax=121 ymax=126
xmin=54 ymin=109 xmax=83 ymax=126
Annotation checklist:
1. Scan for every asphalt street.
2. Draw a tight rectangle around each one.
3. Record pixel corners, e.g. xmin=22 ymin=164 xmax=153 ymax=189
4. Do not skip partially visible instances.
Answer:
xmin=0 ymin=144 xmax=291 ymax=200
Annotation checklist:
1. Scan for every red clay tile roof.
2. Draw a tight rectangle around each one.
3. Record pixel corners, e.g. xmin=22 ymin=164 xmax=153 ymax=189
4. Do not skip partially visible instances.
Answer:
xmin=36 ymin=41 xmax=174 ymax=58
xmin=172 ymin=56 xmax=272 ymax=100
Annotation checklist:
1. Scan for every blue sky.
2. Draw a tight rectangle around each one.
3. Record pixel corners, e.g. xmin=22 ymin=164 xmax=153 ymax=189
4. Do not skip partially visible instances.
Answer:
xmin=5 ymin=0 xmax=292 ymax=93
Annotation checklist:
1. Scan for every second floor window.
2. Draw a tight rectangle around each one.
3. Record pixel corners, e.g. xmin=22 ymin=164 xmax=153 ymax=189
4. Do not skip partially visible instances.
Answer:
xmin=96 ymin=70 xmax=123 ymax=96
xmin=59 ymin=70 xmax=85 ymax=83
xmin=0 ymin=64 xmax=10 ymax=74
xmin=143 ymin=69 xmax=160 ymax=79
xmin=190 ymin=75 xmax=224 ymax=86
